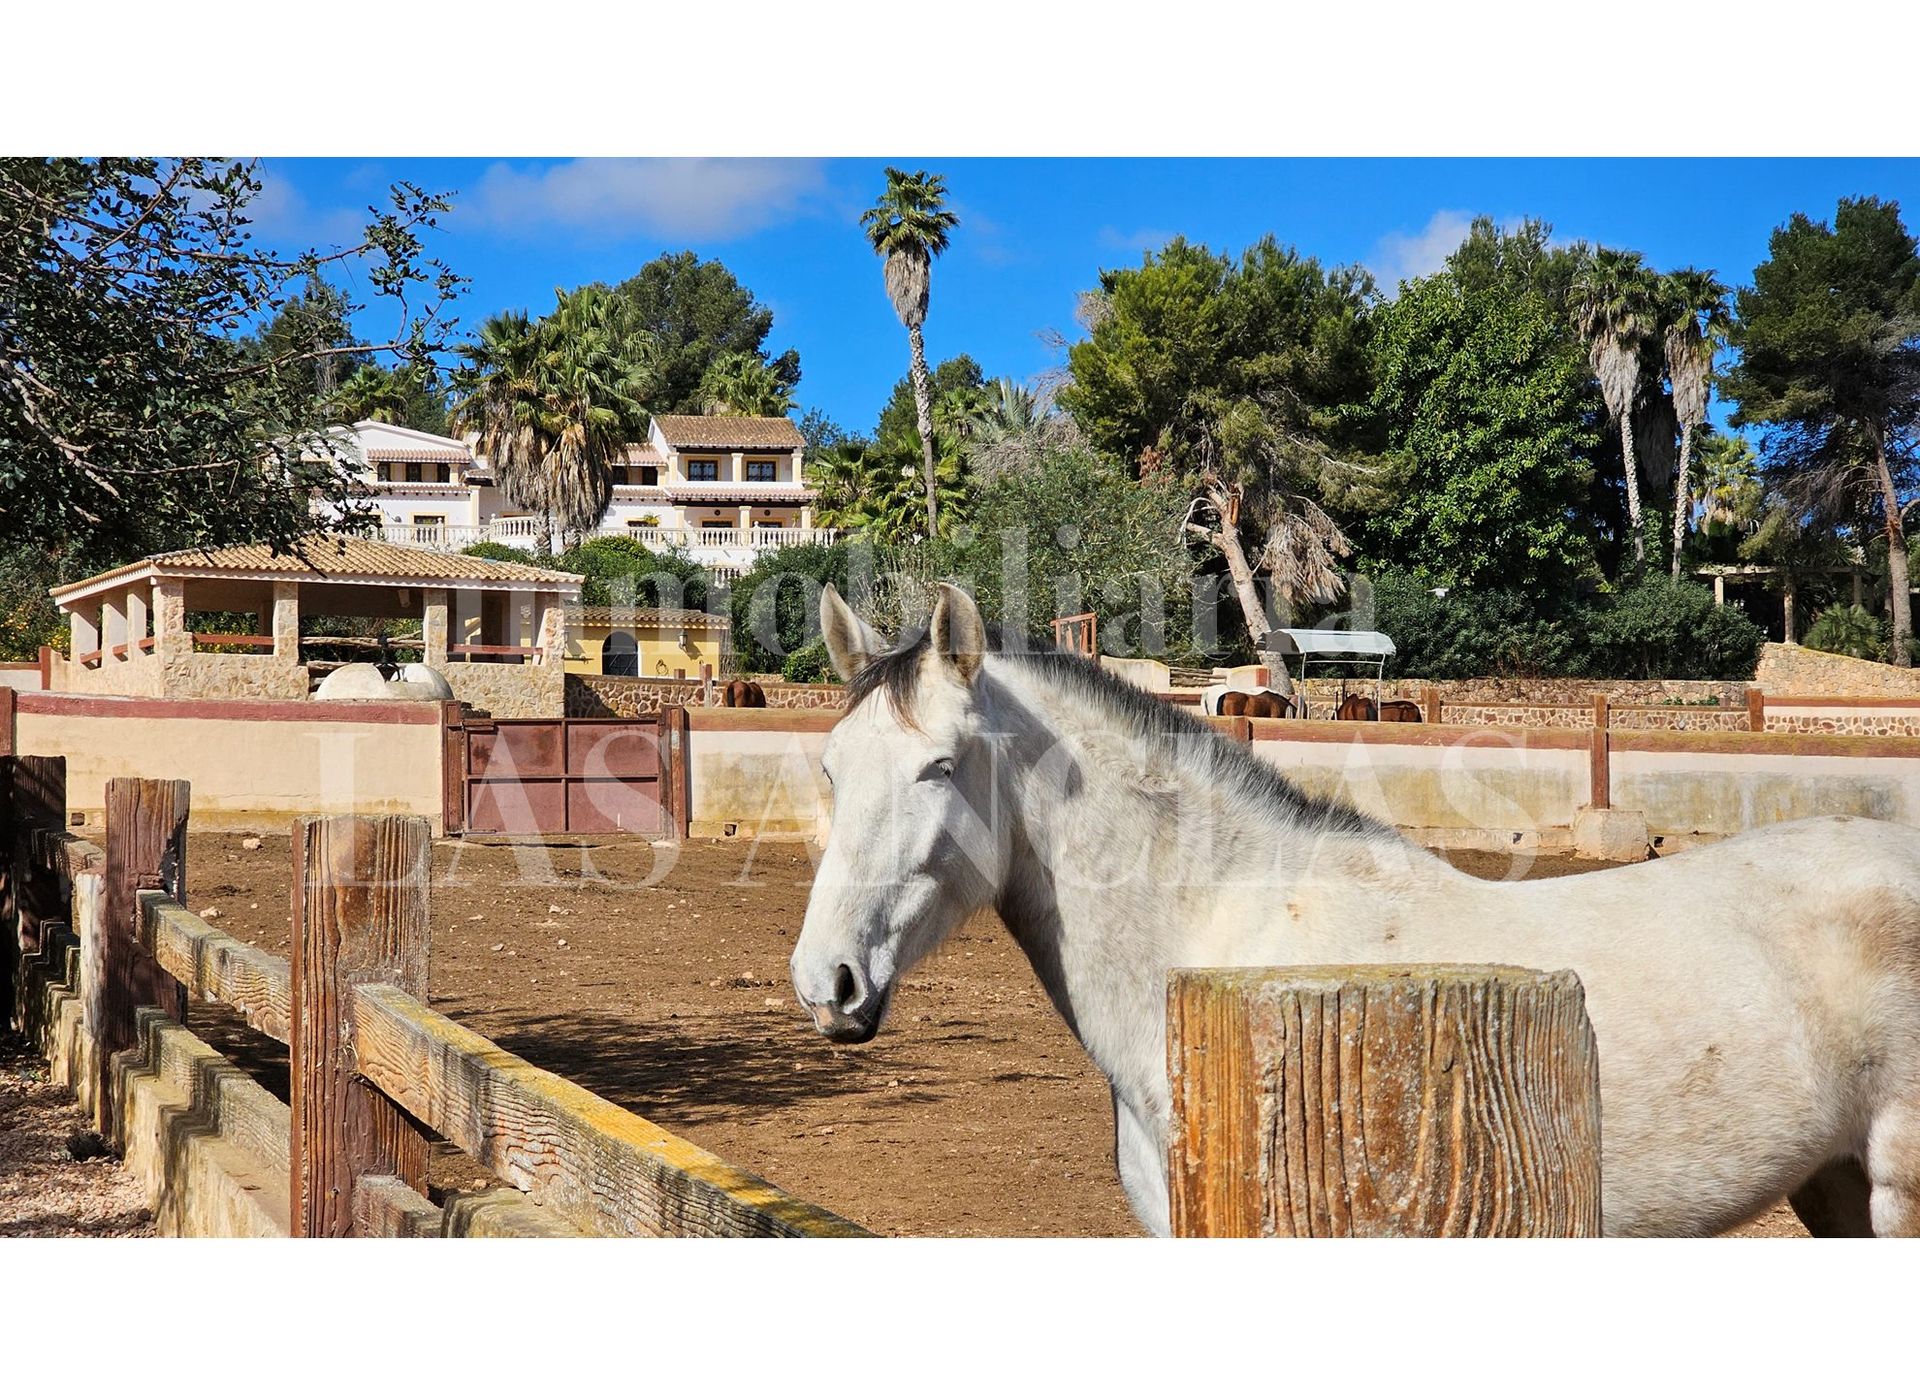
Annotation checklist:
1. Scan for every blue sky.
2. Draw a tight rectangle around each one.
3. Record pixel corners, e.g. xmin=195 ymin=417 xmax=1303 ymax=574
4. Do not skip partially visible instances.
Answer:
xmin=261 ymin=157 xmax=1920 ymax=436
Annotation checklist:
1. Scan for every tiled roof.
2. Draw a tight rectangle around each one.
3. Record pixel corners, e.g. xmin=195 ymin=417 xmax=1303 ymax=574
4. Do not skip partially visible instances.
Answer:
xmin=620 ymin=444 xmax=665 ymax=464
xmin=51 ymin=534 xmax=582 ymax=599
xmin=570 ymin=606 xmax=731 ymax=630
xmin=651 ymin=414 xmax=806 ymax=451
xmin=363 ymin=446 xmax=473 ymax=464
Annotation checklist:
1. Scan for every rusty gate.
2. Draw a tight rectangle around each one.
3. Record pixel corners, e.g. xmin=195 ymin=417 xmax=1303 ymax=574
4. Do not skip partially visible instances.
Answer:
xmin=454 ymin=714 xmax=678 ymax=836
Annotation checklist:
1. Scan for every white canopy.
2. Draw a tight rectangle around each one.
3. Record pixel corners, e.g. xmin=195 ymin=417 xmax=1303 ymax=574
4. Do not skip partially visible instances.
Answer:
xmin=1262 ymin=628 xmax=1396 ymax=658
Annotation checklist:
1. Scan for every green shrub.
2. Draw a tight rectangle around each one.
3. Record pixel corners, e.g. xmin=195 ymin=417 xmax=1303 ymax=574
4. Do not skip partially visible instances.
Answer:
xmin=1803 ymin=603 xmax=1888 ymax=662
xmin=730 ymin=541 xmax=853 ymax=673
xmin=1583 ymin=574 xmax=1764 ymax=680
xmin=1360 ymin=569 xmax=1762 ymax=681
xmin=552 ymin=536 xmax=711 ymax=610
xmin=460 ymin=541 xmax=540 ymax=566
xmin=781 ymin=638 xmax=835 ymax=684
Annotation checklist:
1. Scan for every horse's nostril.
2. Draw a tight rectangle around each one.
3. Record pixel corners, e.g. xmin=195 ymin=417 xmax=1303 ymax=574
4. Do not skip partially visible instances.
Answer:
xmin=833 ymin=962 xmax=860 ymax=1010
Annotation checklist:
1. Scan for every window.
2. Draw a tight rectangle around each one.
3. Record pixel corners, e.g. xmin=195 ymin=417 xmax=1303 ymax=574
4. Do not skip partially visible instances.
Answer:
xmin=638 ymin=465 xmax=659 ymax=486
xmin=746 ymin=459 xmax=776 ymax=483
xmin=405 ymin=462 xmax=423 ymax=483
xmin=601 ymin=631 xmax=639 ymax=677
xmin=611 ymin=465 xmax=629 ymax=486
xmin=686 ymin=459 xmax=719 ymax=481
xmin=435 ymin=464 xmax=451 ymax=484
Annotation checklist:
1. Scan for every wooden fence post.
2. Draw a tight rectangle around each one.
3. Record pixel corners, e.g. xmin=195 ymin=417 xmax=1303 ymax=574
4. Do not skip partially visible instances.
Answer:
xmin=439 ymin=699 xmax=467 ymax=838
xmin=1589 ymin=694 xmax=1611 ymax=811
xmin=8 ymin=757 xmax=67 ymax=1033
xmin=98 ymin=777 xmax=190 ymax=1139
xmin=291 ymin=814 xmax=432 ymax=1237
xmin=1423 ymin=684 xmax=1442 ymax=726
xmin=0 ymin=685 xmax=15 ymax=758
xmin=1167 ymin=964 xmax=1603 ymax=1237
xmin=660 ymin=705 xmax=691 ymax=840
xmin=0 ymin=755 xmax=12 ymax=1033
xmin=1746 ymin=688 xmax=1766 ymax=733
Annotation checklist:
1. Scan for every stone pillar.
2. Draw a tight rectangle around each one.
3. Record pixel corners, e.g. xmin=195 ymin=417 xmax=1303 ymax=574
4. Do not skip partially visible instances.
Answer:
xmin=422 ymin=588 xmax=449 ymax=667
xmin=1712 ymin=573 xmax=1725 ymax=606
xmin=125 ymin=584 xmax=149 ymax=658
xmin=272 ymin=580 xmax=301 ymax=660
xmin=800 ymin=504 xmax=814 ymax=532
xmin=730 ymin=451 xmax=745 ymax=483
xmin=153 ymin=579 xmax=189 ymax=661
xmin=738 ymin=504 xmax=753 ymax=534
xmin=101 ymin=592 xmax=127 ymax=663
xmin=71 ymin=606 xmax=100 ymax=663
xmin=537 ymin=592 xmax=566 ymax=668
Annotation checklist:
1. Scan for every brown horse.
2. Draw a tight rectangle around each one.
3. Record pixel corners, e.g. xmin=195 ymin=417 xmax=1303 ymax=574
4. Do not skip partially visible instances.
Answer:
xmin=1216 ymin=690 xmax=1249 ymax=717
xmin=1336 ymin=693 xmax=1377 ymax=721
xmin=723 ymin=679 xmax=767 ymax=708
xmin=1378 ymin=698 xmax=1424 ymax=723
xmin=1242 ymin=691 xmax=1292 ymax=719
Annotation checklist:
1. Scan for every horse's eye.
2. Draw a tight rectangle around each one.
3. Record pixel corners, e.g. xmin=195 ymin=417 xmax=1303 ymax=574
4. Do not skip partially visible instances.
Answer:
xmin=921 ymin=757 xmax=955 ymax=782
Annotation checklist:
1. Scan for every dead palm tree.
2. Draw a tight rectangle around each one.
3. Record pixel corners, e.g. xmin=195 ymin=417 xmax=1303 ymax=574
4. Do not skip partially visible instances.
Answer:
xmin=861 ymin=167 xmax=959 ymax=534
xmin=1572 ymin=248 xmax=1659 ymax=565
xmin=1660 ymin=268 xmax=1732 ymax=578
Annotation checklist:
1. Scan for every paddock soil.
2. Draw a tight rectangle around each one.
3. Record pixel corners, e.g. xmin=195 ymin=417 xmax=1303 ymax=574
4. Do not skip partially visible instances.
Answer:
xmin=172 ymin=832 xmax=1805 ymax=1238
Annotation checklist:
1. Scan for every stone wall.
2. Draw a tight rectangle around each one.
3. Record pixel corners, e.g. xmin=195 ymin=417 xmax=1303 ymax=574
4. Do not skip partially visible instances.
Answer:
xmin=1752 ymin=642 xmax=1920 ymax=698
xmin=445 ymin=661 xmax=565 ymax=719
xmin=568 ymin=674 xmax=844 ymax=718
xmin=1292 ymin=675 xmax=1749 ymax=707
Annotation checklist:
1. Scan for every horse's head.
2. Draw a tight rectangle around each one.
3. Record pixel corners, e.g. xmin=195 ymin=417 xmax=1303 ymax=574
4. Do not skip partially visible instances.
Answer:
xmin=791 ymin=582 xmax=1009 ymax=1044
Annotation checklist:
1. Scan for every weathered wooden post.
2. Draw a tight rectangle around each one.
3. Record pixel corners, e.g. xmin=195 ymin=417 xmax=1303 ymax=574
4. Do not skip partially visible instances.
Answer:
xmin=1589 ymin=694 xmax=1611 ymax=811
xmin=1423 ymin=685 xmax=1442 ymax=726
xmin=8 ymin=757 xmax=68 ymax=1034
xmin=290 ymin=814 xmax=433 ymax=1237
xmin=96 ymin=777 xmax=190 ymax=1139
xmin=1746 ymin=688 xmax=1766 ymax=733
xmin=660 ymin=705 xmax=691 ymax=840
xmin=1167 ymin=964 xmax=1602 ymax=1237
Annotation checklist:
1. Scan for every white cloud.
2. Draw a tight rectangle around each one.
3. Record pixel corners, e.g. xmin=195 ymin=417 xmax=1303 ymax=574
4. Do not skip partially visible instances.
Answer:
xmin=244 ymin=164 xmax=366 ymax=250
xmin=1098 ymin=225 xmax=1179 ymax=255
xmin=1370 ymin=209 xmax=1477 ymax=290
xmin=464 ymin=158 xmax=830 ymax=241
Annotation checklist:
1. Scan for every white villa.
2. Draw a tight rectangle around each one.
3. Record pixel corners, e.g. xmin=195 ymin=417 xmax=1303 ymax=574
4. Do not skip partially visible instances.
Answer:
xmin=318 ymin=413 xmax=832 ymax=575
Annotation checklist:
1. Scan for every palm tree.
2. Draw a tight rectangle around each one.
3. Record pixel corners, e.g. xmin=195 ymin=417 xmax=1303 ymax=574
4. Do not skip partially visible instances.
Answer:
xmin=330 ymin=363 xmax=417 ymax=425
xmin=860 ymin=167 xmax=959 ymax=534
xmin=452 ymin=292 xmax=652 ymax=554
xmin=535 ymin=285 xmax=653 ymax=549
xmin=1571 ymin=248 xmax=1659 ymax=565
xmin=698 ymin=350 xmax=795 ymax=416
xmin=451 ymin=310 xmax=553 ymax=551
xmin=1660 ymin=268 xmax=1732 ymax=578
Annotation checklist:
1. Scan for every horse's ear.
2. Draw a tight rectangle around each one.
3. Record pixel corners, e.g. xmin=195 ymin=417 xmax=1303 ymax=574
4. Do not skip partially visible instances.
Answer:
xmin=930 ymin=583 xmax=986 ymax=686
xmin=820 ymin=584 xmax=883 ymax=682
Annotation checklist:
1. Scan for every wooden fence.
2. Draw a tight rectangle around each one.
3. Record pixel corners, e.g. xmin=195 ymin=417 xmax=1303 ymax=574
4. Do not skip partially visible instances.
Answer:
xmin=1 ymin=757 xmax=866 ymax=1238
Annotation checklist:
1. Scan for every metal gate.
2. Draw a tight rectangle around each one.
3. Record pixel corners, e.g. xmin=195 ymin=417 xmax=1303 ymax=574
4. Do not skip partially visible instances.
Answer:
xmin=459 ymin=715 xmax=668 ymax=836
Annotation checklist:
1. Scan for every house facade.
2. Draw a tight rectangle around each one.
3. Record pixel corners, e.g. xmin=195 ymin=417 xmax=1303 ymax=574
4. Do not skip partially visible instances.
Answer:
xmin=319 ymin=414 xmax=831 ymax=574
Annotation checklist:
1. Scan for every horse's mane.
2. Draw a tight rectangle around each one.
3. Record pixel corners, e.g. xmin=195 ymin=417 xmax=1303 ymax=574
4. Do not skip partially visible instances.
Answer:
xmin=845 ymin=624 xmax=1391 ymax=841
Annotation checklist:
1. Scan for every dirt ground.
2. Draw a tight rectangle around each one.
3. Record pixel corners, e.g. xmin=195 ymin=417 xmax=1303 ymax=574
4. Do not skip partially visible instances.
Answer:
xmin=0 ymin=1033 xmax=154 ymax=1238
xmin=157 ymin=829 xmax=1809 ymax=1238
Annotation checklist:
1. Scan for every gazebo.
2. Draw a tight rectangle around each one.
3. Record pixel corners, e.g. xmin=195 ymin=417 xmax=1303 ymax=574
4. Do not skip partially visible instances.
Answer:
xmin=47 ymin=535 xmax=583 ymax=705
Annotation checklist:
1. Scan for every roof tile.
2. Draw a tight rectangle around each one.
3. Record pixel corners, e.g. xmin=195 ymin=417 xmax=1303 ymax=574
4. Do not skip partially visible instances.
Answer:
xmin=651 ymin=414 xmax=806 ymax=451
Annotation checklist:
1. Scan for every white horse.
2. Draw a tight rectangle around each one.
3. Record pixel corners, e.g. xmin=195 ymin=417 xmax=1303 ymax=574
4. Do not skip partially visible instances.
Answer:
xmin=790 ymin=583 xmax=1920 ymax=1237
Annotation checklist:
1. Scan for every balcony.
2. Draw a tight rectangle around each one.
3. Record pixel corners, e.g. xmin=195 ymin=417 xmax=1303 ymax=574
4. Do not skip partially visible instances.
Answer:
xmin=377 ymin=520 xmax=837 ymax=565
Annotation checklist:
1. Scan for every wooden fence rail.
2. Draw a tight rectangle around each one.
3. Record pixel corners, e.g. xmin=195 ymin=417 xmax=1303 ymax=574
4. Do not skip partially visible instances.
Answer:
xmin=4 ymin=765 xmax=867 ymax=1238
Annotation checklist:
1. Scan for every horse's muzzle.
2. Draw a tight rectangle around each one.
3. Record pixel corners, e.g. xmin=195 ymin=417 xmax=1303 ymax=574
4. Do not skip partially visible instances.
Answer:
xmin=808 ymin=994 xmax=886 ymax=1044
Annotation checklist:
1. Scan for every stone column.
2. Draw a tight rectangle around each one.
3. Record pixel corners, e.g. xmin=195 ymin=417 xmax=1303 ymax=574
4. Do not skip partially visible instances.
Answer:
xmin=271 ymin=580 xmax=301 ymax=660
xmin=101 ymin=592 xmax=127 ymax=663
xmin=422 ymin=588 xmax=449 ymax=667
xmin=71 ymin=606 xmax=100 ymax=664
xmin=738 ymin=504 xmax=753 ymax=535
xmin=153 ymin=579 xmax=189 ymax=661
xmin=800 ymin=504 xmax=814 ymax=532
xmin=125 ymin=584 xmax=149 ymax=657
xmin=537 ymin=592 xmax=566 ymax=668
xmin=731 ymin=451 xmax=745 ymax=483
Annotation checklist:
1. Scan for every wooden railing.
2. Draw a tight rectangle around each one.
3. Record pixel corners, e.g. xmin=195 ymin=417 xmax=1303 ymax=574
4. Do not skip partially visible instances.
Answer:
xmin=2 ymin=763 xmax=865 ymax=1238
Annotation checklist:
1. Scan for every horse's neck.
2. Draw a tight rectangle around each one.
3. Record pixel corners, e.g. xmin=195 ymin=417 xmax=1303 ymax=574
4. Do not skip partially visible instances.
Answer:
xmin=981 ymin=666 xmax=1347 ymax=1088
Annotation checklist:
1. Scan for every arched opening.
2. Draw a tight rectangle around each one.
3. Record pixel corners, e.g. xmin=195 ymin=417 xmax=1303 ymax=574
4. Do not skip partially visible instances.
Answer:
xmin=601 ymin=631 xmax=639 ymax=676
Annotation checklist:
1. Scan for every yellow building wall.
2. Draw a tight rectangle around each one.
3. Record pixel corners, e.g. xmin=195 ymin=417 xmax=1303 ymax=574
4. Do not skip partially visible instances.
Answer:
xmin=563 ymin=624 xmax=729 ymax=678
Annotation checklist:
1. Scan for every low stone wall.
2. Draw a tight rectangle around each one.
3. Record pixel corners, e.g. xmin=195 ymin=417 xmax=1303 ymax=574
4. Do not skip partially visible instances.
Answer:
xmin=1753 ymin=642 xmax=1920 ymax=698
xmin=1292 ymin=675 xmax=1749 ymax=707
xmin=1764 ymin=699 xmax=1920 ymax=738
xmin=446 ymin=660 xmax=565 ymax=719
xmin=568 ymin=673 xmax=844 ymax=718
